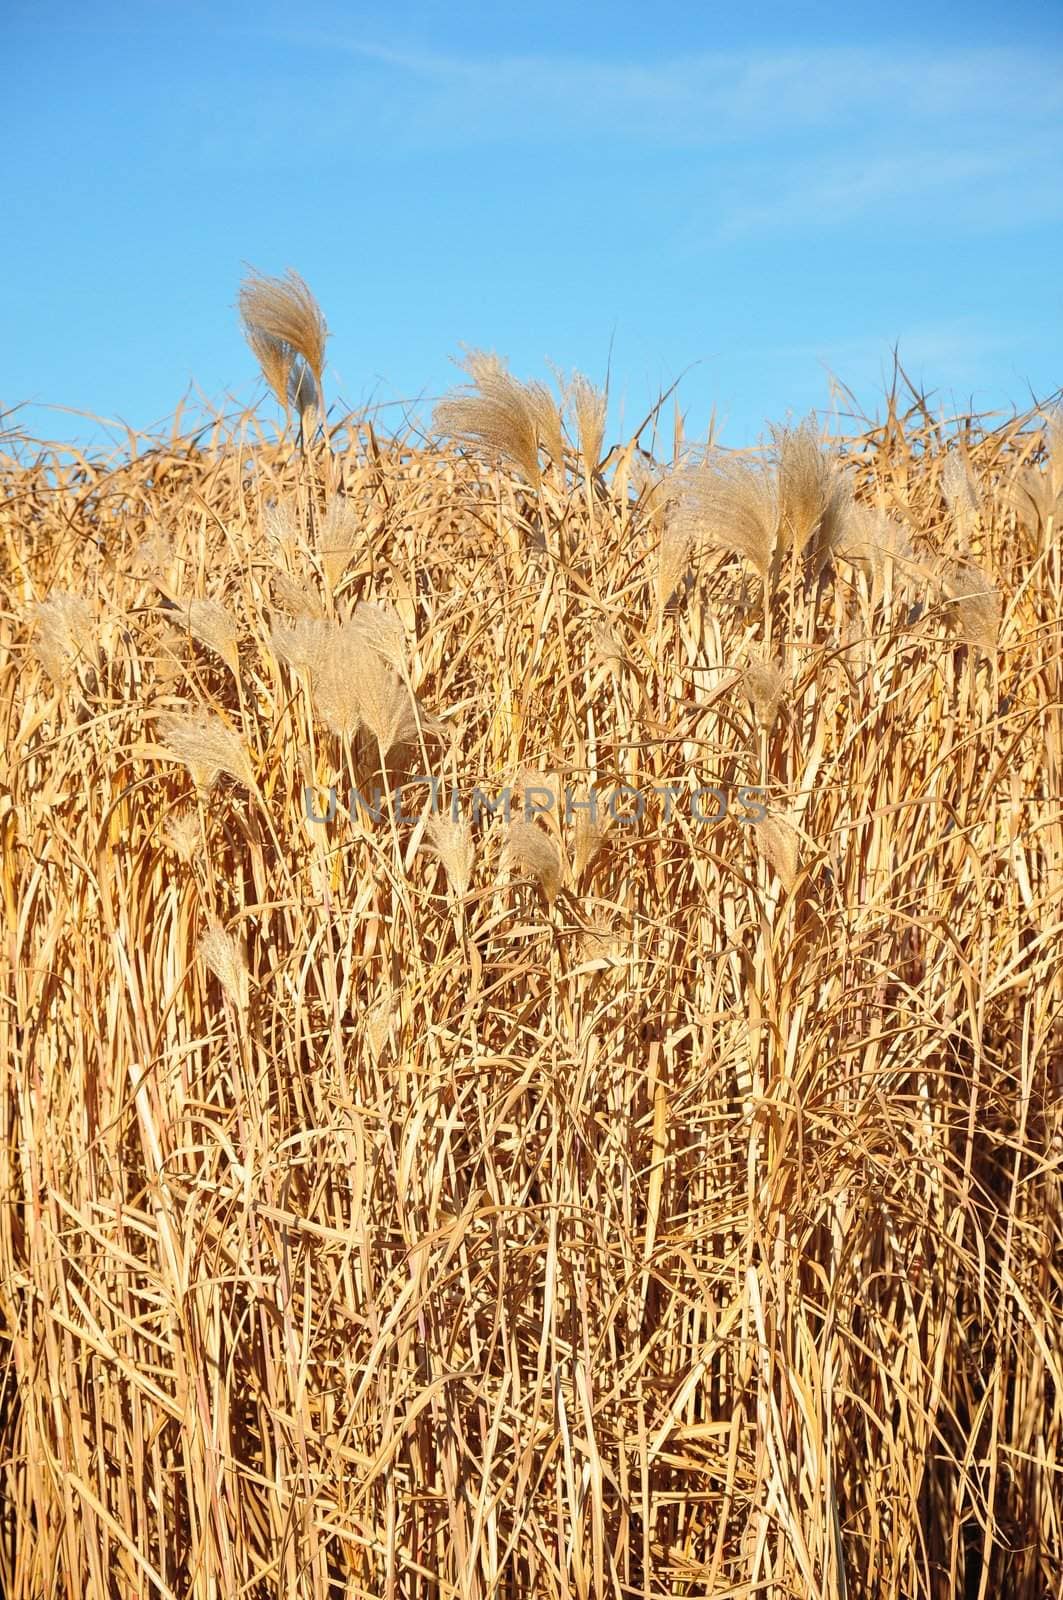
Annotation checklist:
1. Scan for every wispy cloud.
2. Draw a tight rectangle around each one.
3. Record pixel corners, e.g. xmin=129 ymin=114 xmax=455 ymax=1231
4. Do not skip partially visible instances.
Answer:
xmin=309 ymin=36 xmax=1062 ymax=142
xmin=264 ymin=33 xmax=1063 ymax=236
xmin=715 ymin=146 xmax=1063 ymax=239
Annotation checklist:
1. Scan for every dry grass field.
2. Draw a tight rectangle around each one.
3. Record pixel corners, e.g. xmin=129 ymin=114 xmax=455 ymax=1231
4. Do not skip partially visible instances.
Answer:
xmin=2 ymin=276 xmax=1062 ymax=1598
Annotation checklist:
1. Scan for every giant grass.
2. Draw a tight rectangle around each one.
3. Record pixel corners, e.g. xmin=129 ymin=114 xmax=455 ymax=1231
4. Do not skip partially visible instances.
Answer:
xmin=1 ymin=292 xmax=1062 ymax=1597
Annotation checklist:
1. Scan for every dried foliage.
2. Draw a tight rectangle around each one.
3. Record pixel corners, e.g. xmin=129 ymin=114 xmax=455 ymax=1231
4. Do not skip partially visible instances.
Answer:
xmin=3 ymin=374 xmax=1063 ymax=1600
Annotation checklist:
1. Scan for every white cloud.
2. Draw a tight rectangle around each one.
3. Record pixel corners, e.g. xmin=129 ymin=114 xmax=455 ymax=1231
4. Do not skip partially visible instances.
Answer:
xmin=265 ymin=33 xmax=1063 ymax=237
xmin=314 ymin=37 xmax=1063 ymax=144
xmin=714 ymin=146 xmax=1063 ymax=239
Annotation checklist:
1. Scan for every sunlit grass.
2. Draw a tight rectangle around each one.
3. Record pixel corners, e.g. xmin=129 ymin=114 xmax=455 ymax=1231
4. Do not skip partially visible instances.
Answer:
xmin=1 ymin=289 xmax=1062 ymax=1597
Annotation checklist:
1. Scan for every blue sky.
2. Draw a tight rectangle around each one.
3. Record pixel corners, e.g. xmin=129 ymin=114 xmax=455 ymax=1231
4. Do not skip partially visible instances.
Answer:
xmin=6 ymin=0 xmax=1062 ymax=453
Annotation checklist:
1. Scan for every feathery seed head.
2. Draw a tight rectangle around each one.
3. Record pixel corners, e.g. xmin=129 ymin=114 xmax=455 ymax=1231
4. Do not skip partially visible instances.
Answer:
xmin=318 ymin=496 xmax=361 ymax=591
xmin=941 ymin=449 xmax=981 ymax=544
xmin=304 ymin=622 xmax=363 ymax=739
xmin=238 ymin=268 xmax=328 ymax=429
xmin=158 ymin=712 xmax=254 ymax=790
xmin=940 ymin=559 xmax=1001 ymax=654
xmin=774 ymin=418 xmax=829 ymax=546
xmin=773 ymin=417 xmax=845 ymax=574
xmin=570 ymin=372 xmax=607 ymax=471
xmin=656 ymin=522 xmax=693 ymax=614
xmin=352 ymin=651 xmax=422 ymax=753
xmin=741 ymin=656 xmax=787 ymax=731
xmin=164 ymin=810 xmax=201 ymax=863
xmin=424 ymin=816 xmax=476 ymax=898
xmin=629 ymin=453 xmax=671 ymax=520
xmin=572 ymin=800 xmax=611 ymax=877
xmin=365 ymin=993 xmax=395 ymax=1061
xmin=131 ymin=531 xmax=174 ymax=582
xmin=269 ymin=567 xmax=325 ymax=619
xmin=298 ymin=618 xmax=422 ymax=750
xmin=270 ymin=617 xmax=334 ymax=679
xmin=523 ymin=381 xmax=566 ymax=472
xmin=502 ymin=820 xmax=562 ymax=904
xmin=753 ymin=810 xmax=800 ymax=894
xmin=834 ymin=505 xmax=915 ymax=585
xmin=262 ymin=499 xmax=303 ymax=553
xmin=349 ymin=600 xmax=408 ymax=672
xmin=30 ymin=592 xmax=94 ymax=685
xmin=184 ymin=598 xmax=240 ymax=677
xmin=198 ymin=923 xmax=250 ymax=1013
xmin=1009 ymin=410 xmax=1063 ymax=537
xmin=671 ymin=452 xmax=779 ymax=580
xmin=434 ymin=349 xmax=564 ymax=487
xmin=590 ymin=619 xmax=624 ymax=670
